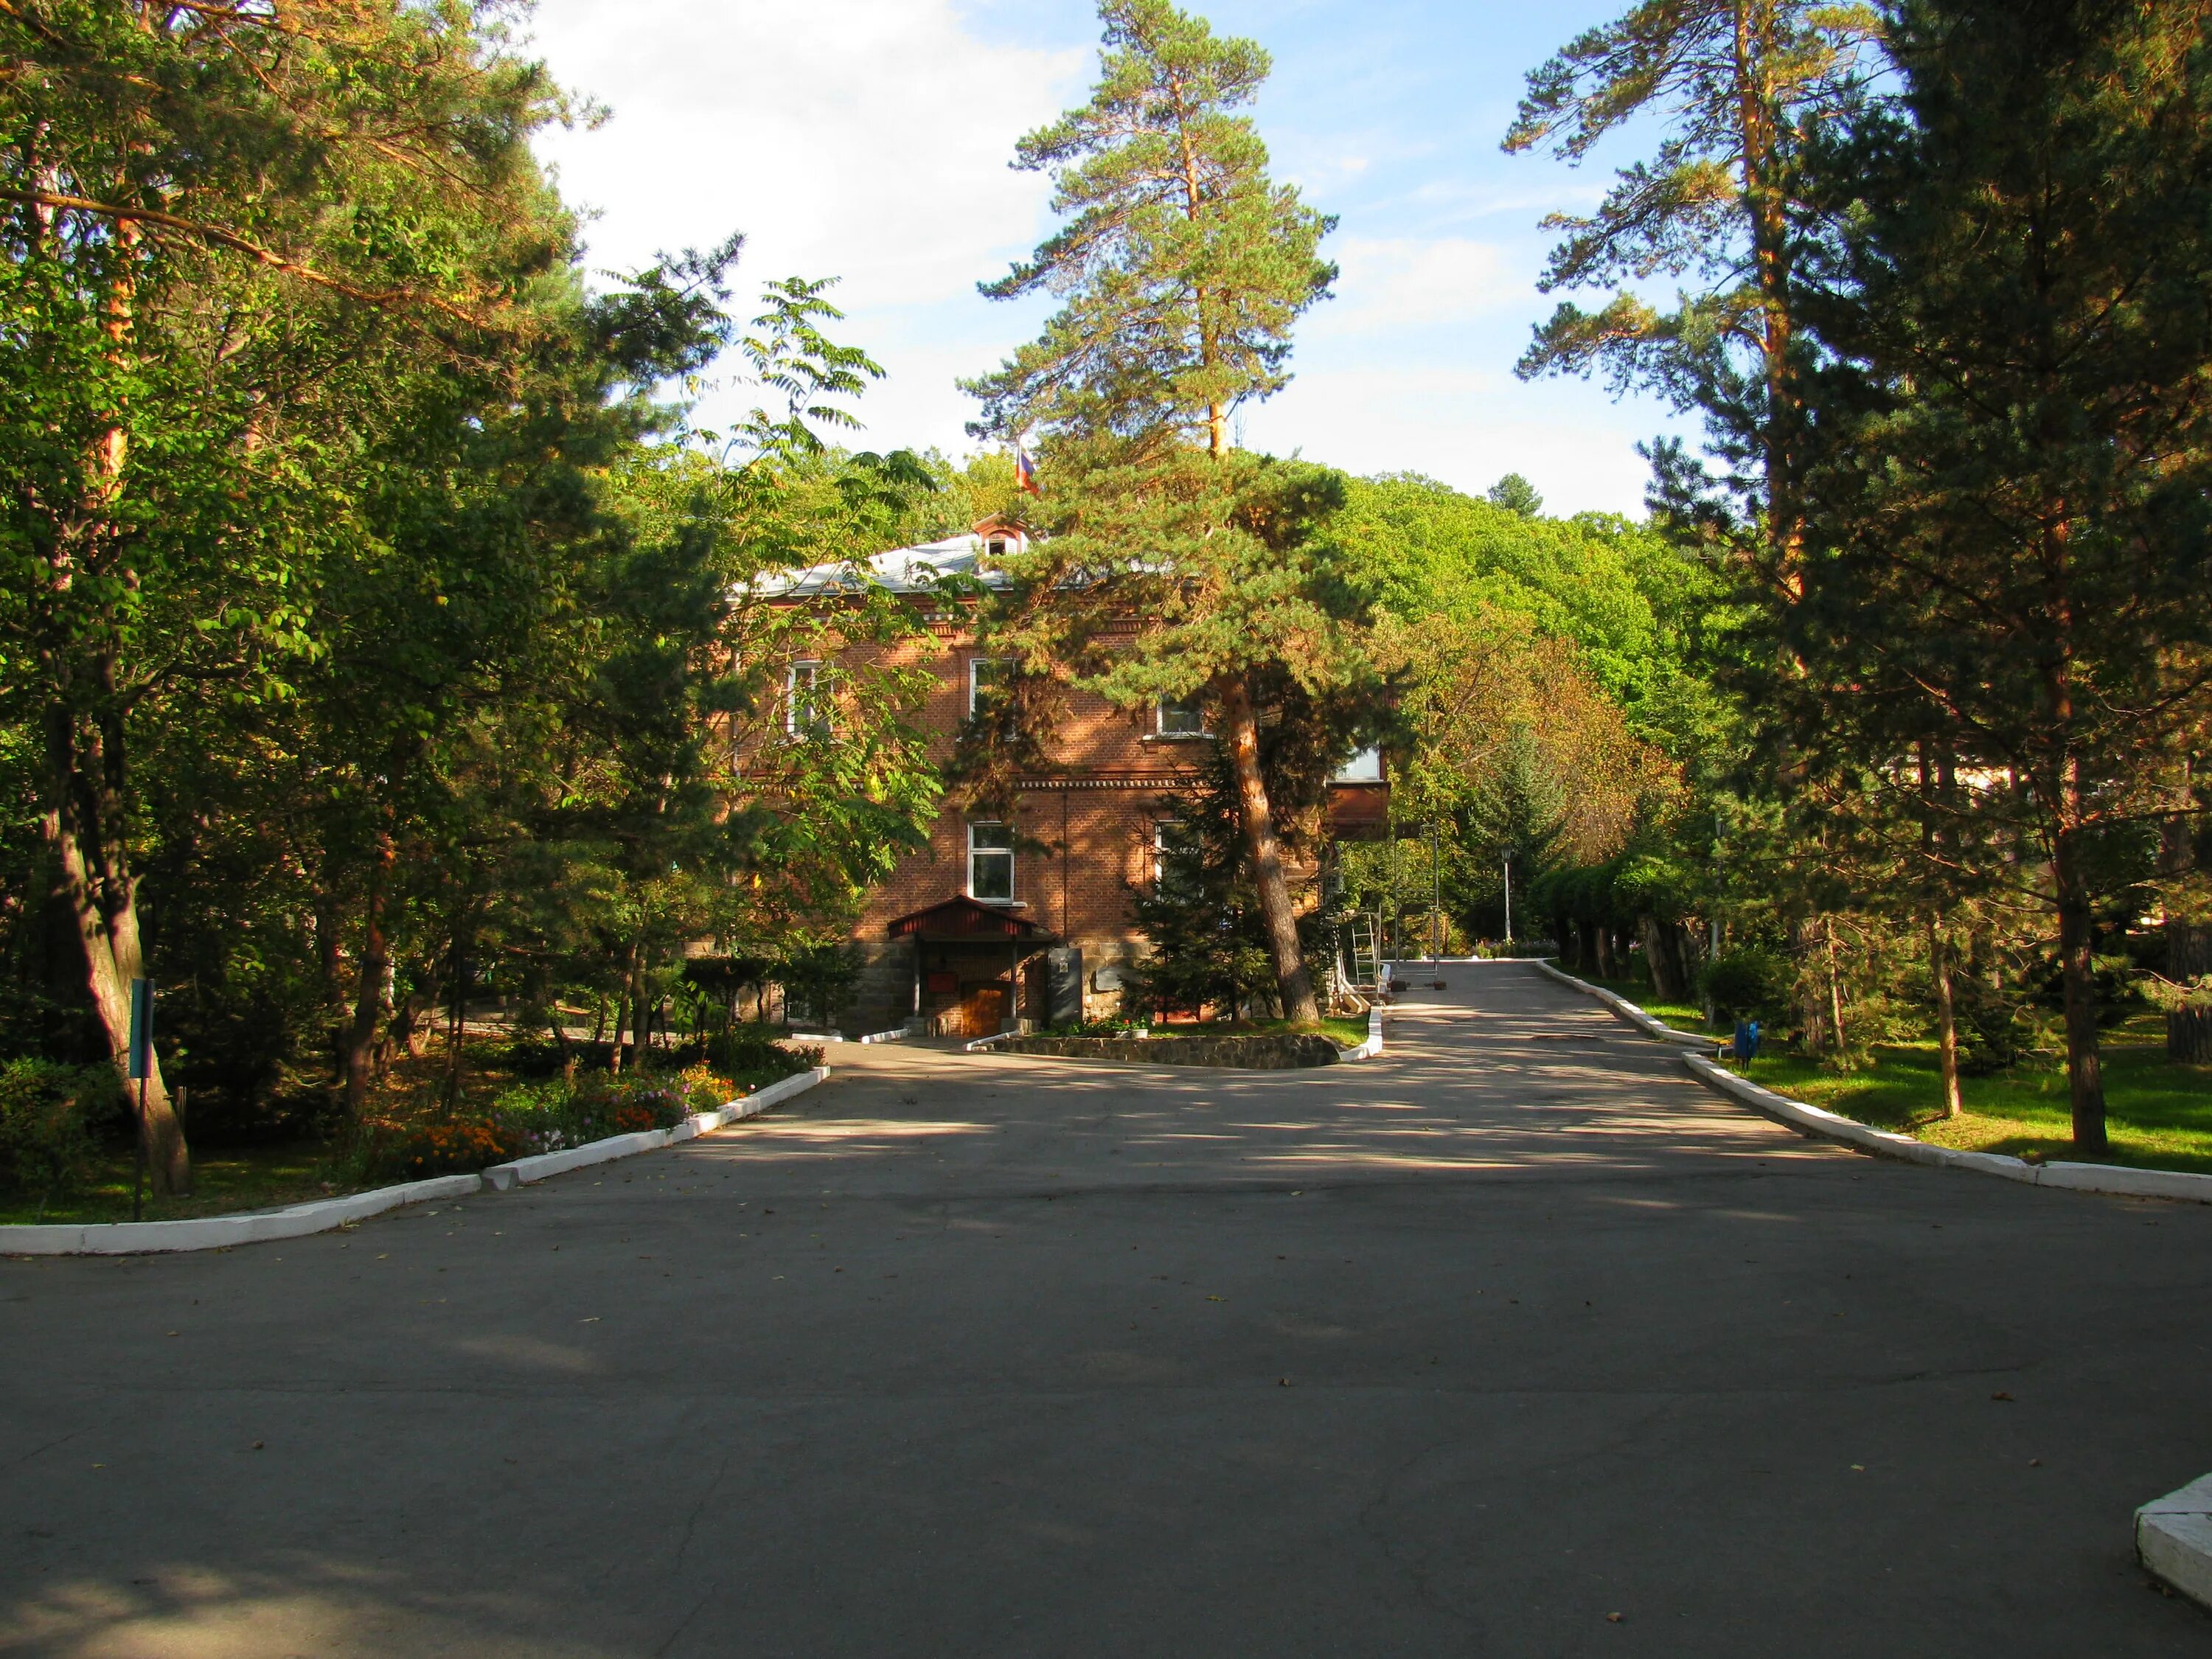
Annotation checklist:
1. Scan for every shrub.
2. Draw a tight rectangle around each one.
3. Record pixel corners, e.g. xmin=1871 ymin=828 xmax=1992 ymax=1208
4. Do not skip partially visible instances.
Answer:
xmin=703 ymin=1029 xmax=815 ymax=1086
xmin=0 ymin=1059 xmax=111 ymax=1201
xmin=362 ymin=1116 xmax=529 ymax=1180
xmin=1702 ymin=948 xmax=1788 ymax=1024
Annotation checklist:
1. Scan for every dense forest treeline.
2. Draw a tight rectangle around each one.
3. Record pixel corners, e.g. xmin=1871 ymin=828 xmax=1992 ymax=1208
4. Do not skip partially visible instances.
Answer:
xmin=4 ymin=0 xmax=2210 ymax=1211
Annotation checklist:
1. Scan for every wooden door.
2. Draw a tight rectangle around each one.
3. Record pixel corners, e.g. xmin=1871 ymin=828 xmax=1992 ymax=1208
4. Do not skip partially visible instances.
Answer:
xmin=961 ymin=983 xmax=1007 ymax=1037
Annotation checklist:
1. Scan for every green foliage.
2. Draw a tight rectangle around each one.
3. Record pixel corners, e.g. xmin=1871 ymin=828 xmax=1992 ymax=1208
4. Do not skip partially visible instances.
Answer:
xmin=0 ymin=1059 xmax=114 ymax=1201
xmin=702 ymin=1029 xmax=818 ymax=1084
xmin=1701 ymin=947 xmax=1789 ymax=1024
xmin=1486 ymin=473 xmax=1545 ymax=517
xmin=1329 ymin=474 xmax=1716 ymax=724
xmin=964 ymin=0 xmax=1335 ymax=448
xmin=1123 ymin=741 xmax=1325 ymax=1020
xmin=0 ymin=5 xmax=945 ymax=1150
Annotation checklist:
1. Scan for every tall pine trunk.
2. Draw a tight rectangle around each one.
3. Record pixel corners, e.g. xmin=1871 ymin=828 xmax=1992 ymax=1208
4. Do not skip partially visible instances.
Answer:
xmin=1218 ymin=675 xmax=1318 ymax=1024
xmin=1928 ymin=918 xmax=1963 ymax=1118
xmin=2051 ymin=824 xmax=2107 ymax=1152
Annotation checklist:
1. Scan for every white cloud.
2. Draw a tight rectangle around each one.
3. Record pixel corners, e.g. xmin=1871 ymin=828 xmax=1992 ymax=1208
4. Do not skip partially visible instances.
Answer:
xmin=1310 ymin=235 xmax=1518 ymax=335
xmin=518 ymin=1 xmax=1673 ymax=515
xmin=1245 ymin=364 xmax=1658 ymax=518
xmin=526 ymin=0 xmax=1086 ymax=443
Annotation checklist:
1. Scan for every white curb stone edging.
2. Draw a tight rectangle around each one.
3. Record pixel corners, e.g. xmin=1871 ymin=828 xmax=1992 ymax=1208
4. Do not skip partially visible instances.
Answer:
xmin=481 ymin=1065 xmax=827 ymax=1190
xmin=1343 ymin=1006 xmax=1385 ymax=1061
xmin=2138 ymin=1474 xmax=2212 ymax=1611
xmin=0 ymin=1172 xmax=487 ymax=1258
xmin=1528 ymin=958 xmax=2212 ymax=1206
xmin=1685 ymin=1038 xmax=2212 ymax=1203
xmin=1531 ymin=957 xmax=1714 ymax=1048
xmin=2 ymin=1065 xmax=831 ymax=1256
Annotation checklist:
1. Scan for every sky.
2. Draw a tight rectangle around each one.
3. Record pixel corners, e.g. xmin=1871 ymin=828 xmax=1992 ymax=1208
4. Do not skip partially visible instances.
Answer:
xmin=523 ymin=0 xmax=1694 ymax=518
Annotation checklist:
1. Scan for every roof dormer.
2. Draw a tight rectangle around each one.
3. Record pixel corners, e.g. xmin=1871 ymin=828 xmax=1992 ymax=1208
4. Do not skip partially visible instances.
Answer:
xmin=973 ymin=516 xmax=1029 ymax=559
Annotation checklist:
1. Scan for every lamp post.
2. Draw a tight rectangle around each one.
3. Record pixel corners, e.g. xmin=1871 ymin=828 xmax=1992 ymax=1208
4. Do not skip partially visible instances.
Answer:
xmin=1503 ymin=852 xmax=1513 ymax=949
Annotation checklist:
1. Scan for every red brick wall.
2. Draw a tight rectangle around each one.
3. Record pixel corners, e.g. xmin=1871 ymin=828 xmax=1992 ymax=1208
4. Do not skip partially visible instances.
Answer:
xmin=773 ymin=605 xmax=1208 ymax=944
xmin=745 ymin=598 xmax=1383 ymax=1029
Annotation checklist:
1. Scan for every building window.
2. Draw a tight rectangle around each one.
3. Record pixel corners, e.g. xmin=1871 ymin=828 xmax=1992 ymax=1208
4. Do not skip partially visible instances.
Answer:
xmin=1157 ymin=694 xmax=1206 ymax=737
xmin=1155 ymin=820 xmax=1201 ymax=900
xmin=967 ymin=657 xmax=1012 ymax=718
xmin=985 ymin=535 xmax=1010 ymax=557
xmin=1332 ymin=745 xmax=1383 ymax=783
xmin=968 ymin=821 xmax=1015 ymax=902
xmin=786 ymin=661 xmax=828 ymax=739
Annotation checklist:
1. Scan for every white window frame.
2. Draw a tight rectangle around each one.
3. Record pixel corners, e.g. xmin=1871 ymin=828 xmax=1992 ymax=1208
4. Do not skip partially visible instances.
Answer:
xmin=967 ymin=821 xmax=1015 ymax=903
xmin=967 ymin=656 xmax=1012 ymax=717
xmin=1156 ymin=694 xmax=1206 ymax=737
xmin=785 ymin=660 xmax=826 ymax=738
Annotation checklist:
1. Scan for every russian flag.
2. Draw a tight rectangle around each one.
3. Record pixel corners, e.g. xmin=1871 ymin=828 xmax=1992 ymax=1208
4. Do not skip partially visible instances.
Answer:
xmin=1014 ymin=441 xmax=1040 ymax=496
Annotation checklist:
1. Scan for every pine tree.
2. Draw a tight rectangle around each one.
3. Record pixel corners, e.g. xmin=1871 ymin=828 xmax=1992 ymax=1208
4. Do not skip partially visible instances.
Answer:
xmin=1504 ymin=0 xmax=1879 ymax=583
xmin=1785 ymin=0 xmax=2212 ymax=1150
xmin=963 ymin=0 xmax=1357 ymax=1026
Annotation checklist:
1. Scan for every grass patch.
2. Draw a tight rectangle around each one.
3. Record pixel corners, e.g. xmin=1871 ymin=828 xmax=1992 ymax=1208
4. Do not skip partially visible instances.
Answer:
xmin=1246 ymin=1015 xmax=1371 ymax=1048
xmin=1 ymin=1037 xmax=815 ymax=1228
xmin=1550 ymin=966 xmax=1711 ymax=1034
xmin=0 ymin=1141 xmax=351 ymax=1228
xmin=1734 ymin=1015 xmax=2212 ymax=1175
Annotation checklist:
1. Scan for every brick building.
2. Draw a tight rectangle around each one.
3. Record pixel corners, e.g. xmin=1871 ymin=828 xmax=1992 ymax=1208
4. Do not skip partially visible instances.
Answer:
xmin=754 ymin=520 xmax=1387 ymax=1037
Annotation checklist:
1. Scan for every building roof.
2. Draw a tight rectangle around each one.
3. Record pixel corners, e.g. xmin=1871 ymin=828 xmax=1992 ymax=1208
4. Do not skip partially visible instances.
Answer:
xmin=747 ymin=530 xmax=1019 ymax=600
xmin=886 ymin=894 xmax=1057 ymax=943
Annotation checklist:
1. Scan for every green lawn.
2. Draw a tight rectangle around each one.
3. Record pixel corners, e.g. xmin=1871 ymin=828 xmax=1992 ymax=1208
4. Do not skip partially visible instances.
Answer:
xmin=1548 ymin=962 xmax=2212 ymax=1175
xmin=1245 ymin=1015 xmax=1371 ymax=1048
xmin=1738 ymin=1020 xmax=2212 ymax=1175
xmin=0 ymin=1141 xmax=350 ymax=1228
xmin=1553 ymin=968 xmax=1711 ymax=1034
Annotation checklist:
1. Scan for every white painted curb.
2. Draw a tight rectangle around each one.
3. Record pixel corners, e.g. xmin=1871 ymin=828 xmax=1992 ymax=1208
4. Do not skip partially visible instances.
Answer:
xmin=482 ymin=1130 xmax=669 ymax=1191
xmin=725 ymin=1065 xmax=829 ymax=1119
xmin=1683 ymin=1049 xmax=2212 ymax=1203
xmin=964 ymin=1032 xmax=1019 ymax=1052
xmin=1343 ymin=1006 xmax=1385 ymax=1061
xmin=3 ymin=1067 xmax=832 ymax=1255
xmin=1529 ymin=958 xmax=1713 ymax=1048
xmin=855 ymin=1028 xmax=908 ymax=1045
xmin=482 ymin=1065 xmax=829 ymax=1189
xmin=1532 ymin=958 xmax=2212 ymax=1206
xmin=2138 ymin=1474 xmax=2212 ymax=1610
xmin=0 ymin=1173 xmax=486 ymax=1258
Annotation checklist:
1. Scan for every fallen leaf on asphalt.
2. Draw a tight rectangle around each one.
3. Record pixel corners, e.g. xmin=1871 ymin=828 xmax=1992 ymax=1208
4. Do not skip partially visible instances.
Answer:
xmin=2029 ymin=1458 xmax=2042 ymax=1467
xmin=579 ymin=1317 xmax=599 ymax=1324
xmin=1851 ymin=1464 xmax=1865 ymax=1472
xmin=1990 ymin=1391 xmax=2014 ymax=1402
xmin=250 ymin=1441 xmax=263 ymax=1450
xmin=1206 ymin=1295 xmax=1225 ymax=1301
xmin=1607 ymin=1613 xmax=1624 ymax=1624
xmin=1278 ymin=1377 xmax=1292 ymax=1387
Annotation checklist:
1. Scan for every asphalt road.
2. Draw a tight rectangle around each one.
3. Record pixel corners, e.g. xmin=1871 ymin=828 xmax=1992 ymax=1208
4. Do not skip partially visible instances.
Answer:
xmin=5 ymin=964 xmax=2210 ymax=1657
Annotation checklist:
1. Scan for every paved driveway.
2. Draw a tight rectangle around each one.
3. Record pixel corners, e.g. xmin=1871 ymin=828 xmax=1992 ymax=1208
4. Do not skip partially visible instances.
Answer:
xmin=4 ymin=964 xmax=2209 ymax=1656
